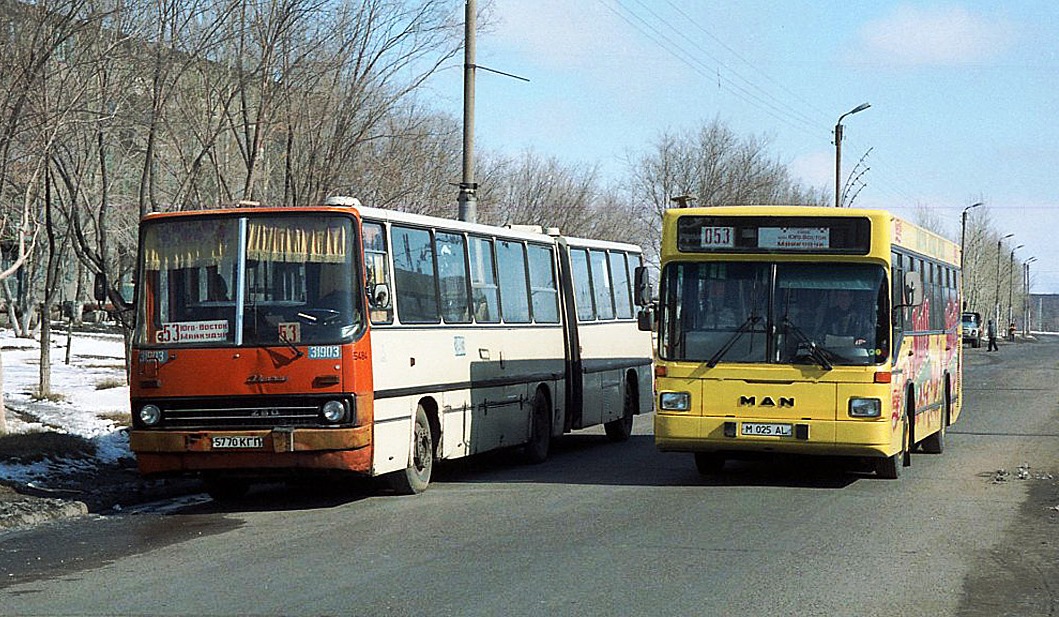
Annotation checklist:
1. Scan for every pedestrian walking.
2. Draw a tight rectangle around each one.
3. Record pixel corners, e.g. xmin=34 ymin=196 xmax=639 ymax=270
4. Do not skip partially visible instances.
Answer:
xmin=987 ymin=318 xmax=999 ymax=351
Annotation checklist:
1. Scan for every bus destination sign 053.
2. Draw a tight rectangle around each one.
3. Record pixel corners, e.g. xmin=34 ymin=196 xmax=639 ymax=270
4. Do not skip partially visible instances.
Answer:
xmin=677 ymin=215 xmax=871 ymax=255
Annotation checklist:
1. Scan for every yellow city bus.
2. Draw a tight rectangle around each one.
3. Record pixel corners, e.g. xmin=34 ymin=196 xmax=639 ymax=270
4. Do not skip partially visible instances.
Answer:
xmin=650 ymin=206 xmax=962 ymax=478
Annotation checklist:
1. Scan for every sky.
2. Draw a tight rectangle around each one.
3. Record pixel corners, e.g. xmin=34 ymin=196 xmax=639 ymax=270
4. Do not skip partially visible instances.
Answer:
xmin=420 ymin=1 xmax=1059 ymax=294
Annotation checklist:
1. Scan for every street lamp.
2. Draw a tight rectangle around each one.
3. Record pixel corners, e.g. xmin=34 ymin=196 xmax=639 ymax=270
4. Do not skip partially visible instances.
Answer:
xmin=994 ymin=233 xmax=1014 ymax=323
xmin=834 ymin=102 xmax=871 ymax=207
xmin=960 ymin=202 xmax=983 ymax=309
xmin=1024 ymin=257 xmax=1037 ymax=335
xmin=1007 ymin=244 xmax=1024 ymax=328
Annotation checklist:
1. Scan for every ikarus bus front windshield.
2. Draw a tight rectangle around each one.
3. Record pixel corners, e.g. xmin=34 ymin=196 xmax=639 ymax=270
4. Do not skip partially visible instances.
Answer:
xmin=136 ymin=215 xmax=361 ymax=347
xmin=659 ymin=262 xmax=889 ymax=366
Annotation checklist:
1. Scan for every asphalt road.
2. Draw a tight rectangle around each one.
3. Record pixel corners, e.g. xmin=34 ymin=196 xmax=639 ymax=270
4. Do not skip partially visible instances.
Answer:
xmin=1 ymin=335 xmax=1057 ymax=616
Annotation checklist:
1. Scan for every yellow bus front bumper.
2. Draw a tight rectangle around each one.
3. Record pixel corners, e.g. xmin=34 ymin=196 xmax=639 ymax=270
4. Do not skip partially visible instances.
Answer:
xmin=654 ymin=413 xmax=898 ymax=458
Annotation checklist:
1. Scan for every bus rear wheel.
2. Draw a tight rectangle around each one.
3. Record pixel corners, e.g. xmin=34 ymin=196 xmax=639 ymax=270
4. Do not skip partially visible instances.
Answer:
xmin=604 ymin=379 xmax=636 ymax=442
xmin=523 ymin=391 xmax=551 ymax=464
xmin=388 ymin=405 xmax=434 ymax=495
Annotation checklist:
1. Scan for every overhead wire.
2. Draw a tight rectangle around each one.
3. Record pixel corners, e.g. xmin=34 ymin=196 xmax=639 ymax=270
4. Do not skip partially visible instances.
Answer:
xmin=597 ymin=0 xmax=930 ymax=206
xmin=599 ymin=0 xmax=822 ymax=140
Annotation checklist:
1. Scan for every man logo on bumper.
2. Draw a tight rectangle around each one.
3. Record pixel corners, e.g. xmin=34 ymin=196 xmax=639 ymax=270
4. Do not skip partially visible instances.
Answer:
xmin=739 ymin=396 xmax=794 ymax=408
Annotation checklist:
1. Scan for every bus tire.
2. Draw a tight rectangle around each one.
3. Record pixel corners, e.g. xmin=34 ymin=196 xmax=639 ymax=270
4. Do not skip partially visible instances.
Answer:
xmin=921 ymin=382 xmax=949 ymax=454
xmin=604 ymin=378 xmax=637 ymax=442
xmin=389 ymin=405 xmax=433 ymax=495
xmin=694 ymin=452 xmax=725 ymax=475
xmin=523 ymin=390 xmax=551 ymax=464
xmin=876 ymin=412 xmax=908 ymax=479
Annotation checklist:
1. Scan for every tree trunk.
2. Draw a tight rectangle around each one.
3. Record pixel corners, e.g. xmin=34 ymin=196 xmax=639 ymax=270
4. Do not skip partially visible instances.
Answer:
xmin=40 ymin=302 xmax=52 ymax=397
xmin=0 ymin=344 xmax=7 ymax=434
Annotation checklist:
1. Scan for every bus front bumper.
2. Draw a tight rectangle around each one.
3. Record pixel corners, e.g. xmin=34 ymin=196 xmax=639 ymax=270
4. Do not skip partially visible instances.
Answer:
xmin=654 ymin=413 xmax=897 ymax=458
xmin=129 ymin=425 xmax=372 ymax=476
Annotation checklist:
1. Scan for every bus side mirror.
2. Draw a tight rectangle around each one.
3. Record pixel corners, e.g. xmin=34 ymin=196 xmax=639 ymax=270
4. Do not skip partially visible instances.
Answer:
xmin=371 ymin=283 xmax=391 ymax=309
xmin=902 ymin=271 xmax=923 ymax=307
xmin=637 ymin=306 xmax=655 ymax=332
xmin=633 ymin=266 xmax=653 ymax=307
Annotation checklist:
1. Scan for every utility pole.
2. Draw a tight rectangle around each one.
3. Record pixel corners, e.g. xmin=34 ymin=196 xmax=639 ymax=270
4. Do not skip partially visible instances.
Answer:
xmin=457 ymin=0 xmax=477 ymax=223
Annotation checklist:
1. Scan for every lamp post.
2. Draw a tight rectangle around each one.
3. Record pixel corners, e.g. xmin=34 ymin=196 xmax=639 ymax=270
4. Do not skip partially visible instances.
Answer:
xmin=960 ymin=202 xmax=983 ymax=309
xmin=834 ymin=102 xmax=871 ymax=207
xmin=1007 ymin=244 xmax=1024 ymax=328
xmin=994 ymin=233 xmax=1014 ymax=323
xmin=1024 ymin=257 xmax=1037 ymax=335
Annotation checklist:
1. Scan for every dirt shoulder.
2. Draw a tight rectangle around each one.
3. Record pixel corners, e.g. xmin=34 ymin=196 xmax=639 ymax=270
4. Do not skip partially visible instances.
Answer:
xmin=0 ymin=460 xmax=200 ymax=533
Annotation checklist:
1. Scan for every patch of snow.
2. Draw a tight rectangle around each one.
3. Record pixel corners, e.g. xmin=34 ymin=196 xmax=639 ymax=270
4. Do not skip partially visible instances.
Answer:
xmin=1 ymin=328 xmax=130 ymax=484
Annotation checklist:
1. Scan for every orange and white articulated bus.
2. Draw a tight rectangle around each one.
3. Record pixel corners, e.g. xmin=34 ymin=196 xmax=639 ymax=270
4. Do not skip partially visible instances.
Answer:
xmin=120 ymin=197 xmax=653 ymax=497
xmin=649 ymin=206 xmax=962 ymax=478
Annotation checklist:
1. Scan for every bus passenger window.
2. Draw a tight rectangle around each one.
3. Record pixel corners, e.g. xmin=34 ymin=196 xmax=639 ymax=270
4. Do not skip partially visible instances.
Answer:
xmin=609 ymin=252 xmax=634 ymax=319
xmin=570 ymin=248 xmax=595 ymax=321
xmin=497 ymin=240 xmax=530 ymax=323
xmin=590 ymin=250 xmax=615 ymax=320
xmin=392 ymin=225 xmax=439 ymax=323
xmin=437 ymin=232 xmax=471 ymax=323
xmin=527 ymin=244 xmax=559 ymax=323
xmin=469 ymin=236 xmax=500 ymax=323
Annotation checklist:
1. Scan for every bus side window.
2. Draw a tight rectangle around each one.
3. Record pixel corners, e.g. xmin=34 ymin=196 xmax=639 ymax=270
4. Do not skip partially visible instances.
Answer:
xmin=527 ymin=244 xmax=559 ymax=323
xmin=436 ymin=231 xmax=471 ymax=323
xmin=497 ymin=240 xmax=531 ymax=323
xmin=469 ymin=236 xmax=500 ymax=323
xmin=589 ymin=250 xmax=615 ymax=320
xmin=363 ymin=221 xmax=393 ymax=325
xmin=609 ymin=251 xmax=634 ymax=319
xmin=392 ymin=225 xmax=440 ymax=324
xmin=570 ymin=248 xmax=596 ymax=321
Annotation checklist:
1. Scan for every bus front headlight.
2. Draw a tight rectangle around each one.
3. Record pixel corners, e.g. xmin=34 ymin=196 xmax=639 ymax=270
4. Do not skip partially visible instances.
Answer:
xmin=659 ymin=391 xmax=691 ymax=411
xmin=321 ymin=399 xmax=347 ymax=424
xmin=138 ymin=404 xmax=162 ymax=426
xmin=848 ymin=398 xmax=881 ymax=418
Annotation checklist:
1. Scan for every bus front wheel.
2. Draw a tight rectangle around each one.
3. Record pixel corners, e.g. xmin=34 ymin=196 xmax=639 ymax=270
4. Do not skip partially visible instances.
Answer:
xmin=875 ymin=414 xmax=908 ymax=479
xmin=694 ymin=452 xmax=725 ymax=475
xmin=389 ymin=405 xmax=434 ymax=495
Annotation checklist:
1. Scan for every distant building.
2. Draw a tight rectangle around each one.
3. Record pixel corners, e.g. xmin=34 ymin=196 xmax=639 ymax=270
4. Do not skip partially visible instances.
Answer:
xmin=1028 ymin=294 xmax=1059 ymax=333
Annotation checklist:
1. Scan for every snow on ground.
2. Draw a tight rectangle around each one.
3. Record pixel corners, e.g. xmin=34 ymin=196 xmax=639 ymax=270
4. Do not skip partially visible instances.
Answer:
xmin=0 ymin=327 xmax=131 ymax=485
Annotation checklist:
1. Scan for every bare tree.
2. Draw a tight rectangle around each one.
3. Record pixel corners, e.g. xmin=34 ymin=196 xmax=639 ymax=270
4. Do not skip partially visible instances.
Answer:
xmin=625 ymin=118 xmax=828 ymax=268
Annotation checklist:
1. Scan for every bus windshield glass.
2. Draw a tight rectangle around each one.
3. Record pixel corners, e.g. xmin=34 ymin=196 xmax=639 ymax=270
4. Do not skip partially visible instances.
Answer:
xmin=660 ymin=262 xmax=888 ymax=366
xmin=136 ymin=215 xmax=361 ymax=347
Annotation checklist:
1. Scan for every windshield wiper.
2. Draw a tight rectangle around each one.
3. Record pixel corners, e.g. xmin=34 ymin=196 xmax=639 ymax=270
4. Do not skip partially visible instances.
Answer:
xmin=782 ymin=317 xmax=832 ymax=371
xmin=707 ymin=314 xmax=762 ymax=368
xmin=278 ymin=330 xmax=304 ymax=359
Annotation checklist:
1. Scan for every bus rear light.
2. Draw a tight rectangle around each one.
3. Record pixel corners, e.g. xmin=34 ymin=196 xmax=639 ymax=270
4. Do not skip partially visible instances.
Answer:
xmin=655 ymin=365 xmax=667 ymax=377
xmin=873 ymin=372 xmax=892 ymax=383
